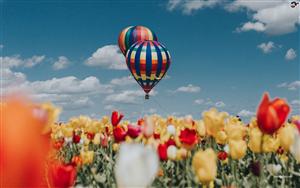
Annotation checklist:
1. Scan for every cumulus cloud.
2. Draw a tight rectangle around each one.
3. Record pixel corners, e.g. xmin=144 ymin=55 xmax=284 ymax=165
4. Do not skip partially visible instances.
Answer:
xmin=285 ymin=48 xmax=297 ymax=60
xmin=291 ymin=99 xmax=300 ymax=107
xmin=175 ymin=84 xmax=200 ymax=93
xmin=53 ymin=56 xmax=70 ymax=70
xmin=194 ymin=99 xmax=204 ymax=105
xmin=167 ymin=0 xmax=221 ymax=14
xmin=215 ymin=101 xmax=225 ymax=108
xmin=232 ymin=1 xmax=299 ymax=35
xmin=110 ymin=76 xmax=135 ymax=86
xmin=236 ymin=22 xmax=266 ymax=33
xmin=1 ymin=68 xmax=27 ymax=89
xmin=168 ymin=1 xmax=299 ymax=35
xmin=105 ymin=90 xmax=157 ymax=104
xmin=1 ymin=55 xmax=45 ymax=68
xmin=277 ymin=80 xmax=300 ymax=90
xmin=257 ymin=41 xmax=275 ymax=53
xmin=21 ymin=76 xmax=113 ymax=95
xmin=237 ymin=109 xmax=255 ymax=117
xmin=2 ymin=66 xmax=112 ymax=110
xmin=85 ymin=45 xmax=127 ymax=70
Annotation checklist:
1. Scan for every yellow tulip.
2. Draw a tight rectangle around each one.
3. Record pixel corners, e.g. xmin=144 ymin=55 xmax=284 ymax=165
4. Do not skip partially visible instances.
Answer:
xmin=229 ymin=140 xmax=247 ymax=159
xmin=225 ymin=117 xmax=247 ymax=141
xmin=93 ymin=133 xmax=101 ymax=145
xmin=248 ymin=127 xmax=262 ymax=153
xmin=278 ymin=123 xmax=295 ymax=151
xmin=81 ymin=150 xmax=94 ymax=164
xmin=113 ymin=143 xmax=119 ymax=151
xmin=262 ymin=134 xmax=280 ymax=153
xmin=196 ymin=120 xmax=206 ymax=137
xmin=192 ymin=148 xmax=217 ymax=184
xmin=176 ymin=148 xmax=188 ymax=160
xmin=215 ymin=130 xmax=227 ymax=145
xmin=202 ymin=108 xmax=228 ymax=137
xmin=61 ymin=126 xmax=73 ymax=137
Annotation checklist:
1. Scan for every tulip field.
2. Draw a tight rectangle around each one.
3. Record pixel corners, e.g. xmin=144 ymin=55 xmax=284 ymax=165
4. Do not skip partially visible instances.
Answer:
xmin=2 ymin=93 xmax=300 ymax=187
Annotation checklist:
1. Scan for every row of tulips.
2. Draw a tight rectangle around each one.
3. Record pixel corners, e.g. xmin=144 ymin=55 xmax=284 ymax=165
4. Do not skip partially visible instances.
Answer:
xmin=46 ymin=93 xmax=300 ymax=187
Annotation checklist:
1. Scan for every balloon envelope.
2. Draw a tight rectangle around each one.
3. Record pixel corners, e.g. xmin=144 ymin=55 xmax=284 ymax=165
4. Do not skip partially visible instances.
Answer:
xmin=118 ymin=26 xmax=158 ymax=55
xmin=125 ymin=40 xmax=171 ymax=96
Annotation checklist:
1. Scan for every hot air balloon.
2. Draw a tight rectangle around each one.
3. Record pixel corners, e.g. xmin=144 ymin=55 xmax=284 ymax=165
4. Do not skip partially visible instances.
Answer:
xmin=118 ymin=26 xmax=158 ymax=55
xmin=126 ymin=40 xmax=171 ymax=99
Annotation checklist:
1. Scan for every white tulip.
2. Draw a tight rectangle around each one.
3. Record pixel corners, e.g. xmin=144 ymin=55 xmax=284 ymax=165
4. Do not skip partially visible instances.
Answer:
xmin=167 ymin=145 xmax=177 ymax=160
xmin=167 ymin=125 xmax=176 ymax=136
xmin=290 ymin=131 xmax=300 ymax=162
xmin=115 ymin=143 xmax=159 ymax=188
xmin=143 ymin=116 xmax=154 ymax=137
xmin=267 ymin=164 xmax=282 ymax=175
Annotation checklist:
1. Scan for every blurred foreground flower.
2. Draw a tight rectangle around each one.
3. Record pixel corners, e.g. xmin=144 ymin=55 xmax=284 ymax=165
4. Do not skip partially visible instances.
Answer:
xmin=257 ymin=93 xmax=290 ymax=134
xmin=0 ymin=97 xmax=50 ymax=187
xmin=115 ymin=143 xmax=159 ymax=188
xmin=48 ymin=163 xmax=77 ymax=188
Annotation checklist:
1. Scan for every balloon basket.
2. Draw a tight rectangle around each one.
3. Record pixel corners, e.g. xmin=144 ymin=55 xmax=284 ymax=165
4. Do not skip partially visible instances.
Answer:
xmin=145 ymin=94 xmax=149 ymax=100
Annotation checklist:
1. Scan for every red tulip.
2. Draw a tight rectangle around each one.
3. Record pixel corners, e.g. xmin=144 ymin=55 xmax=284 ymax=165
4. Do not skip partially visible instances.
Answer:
xmin=48 ymin=163 xmax=76 ymax=188
xmin=166 ymin=138 xmax=176 ymax=147
xmin=113 ymin=125 xmax=127 ymax=143
xmin=154 ymin=133 xmax=160 ymax=139
xmin=179 ymin=128 xmax=198 ymax=146
xmin=111 ymin=111 xmax=124 ymax=127
xmin=127 ymin=124 xmax=141 ymax=138
xmin=157 ymin=143 xmax=168 ymax=161
xmin=72 ymin=133 xmax=81 ymax=144
xmin=257 ymin=93 xmax=290 ymax=134
xmin=87 ymin=132 xmax=95 ymax=140
xmin=217 ymin=151 xmax=228 ymax=161
xmin=137 ymin=118 xmax=144 ymax=126
xmin=53 ymin=140 xmax=64 ymax=150
xmin=101 ymin=134 xmax=109 ymax=147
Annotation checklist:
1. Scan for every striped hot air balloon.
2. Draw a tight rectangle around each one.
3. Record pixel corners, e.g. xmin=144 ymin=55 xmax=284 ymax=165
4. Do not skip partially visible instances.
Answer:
xmin=126 ymin=40 xmax=171 ymax=99
xmin=118 ymin=26 xmax=158 ymax=55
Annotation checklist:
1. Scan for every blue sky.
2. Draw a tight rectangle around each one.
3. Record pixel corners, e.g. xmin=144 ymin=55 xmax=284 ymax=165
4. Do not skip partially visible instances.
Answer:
xmin=1 ymin=0 xmax=299 ymax=121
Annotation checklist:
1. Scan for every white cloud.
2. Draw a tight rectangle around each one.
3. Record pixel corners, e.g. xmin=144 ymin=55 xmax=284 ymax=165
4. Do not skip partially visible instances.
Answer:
xmin=167 ymin=0 xmax=220 ymax=14
xmin=232 ymin=1 xmax=299 ymax=35
xmin=32 ymin=93 xmax=94 ymax=110
xmin=167 ymin=0 xmax=181 ymax=11
xmin=1 ymin=68 xmax=27 ymax=89
xmin=285 ymin=48 xmax=297 ymax=60
xmin=148 ymin=108 xmax=157 ymax=114
xmin=291 ymin=99 xmax=300 ymax=107
xmin=215 ymin=101 xmax=225 ymax=108
xmin=257 ymin=41 xmax=275 ymax=53
xmin=53 ymin=56 xmax=70 ymax=70
xmin=85 ymin=45 xmax=127 ymax=70
xmin=105 ymin=90 xmax=157 ymax=104
xmin=22 ymin=76 xmax=113 ymax=94
xmin=194 ymin=99 xmax=204 ymax=105
xmin=2 ymin=68 xmax=113 ymax=110
xmin=1 ymin=55 xmax=45 ymax=68
xmin=23 ymin=55 xmax=45 ymax=67
xmin=167 ymin=1 xmax=299 ymax=35
xmin=110 ymin=76 xmax=135 ymax=86
xmin=104 ymin=104 xmax=115 ymax=111
xmin=175 ymin=84 xmax=200 ymax=93
xmin=236 ymin=22 xmax=266 ymax=32
xmin=237 ymin=109 xmax=255 ymax=117
xmin=277 ymin=80 xmax=300 ymax=90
